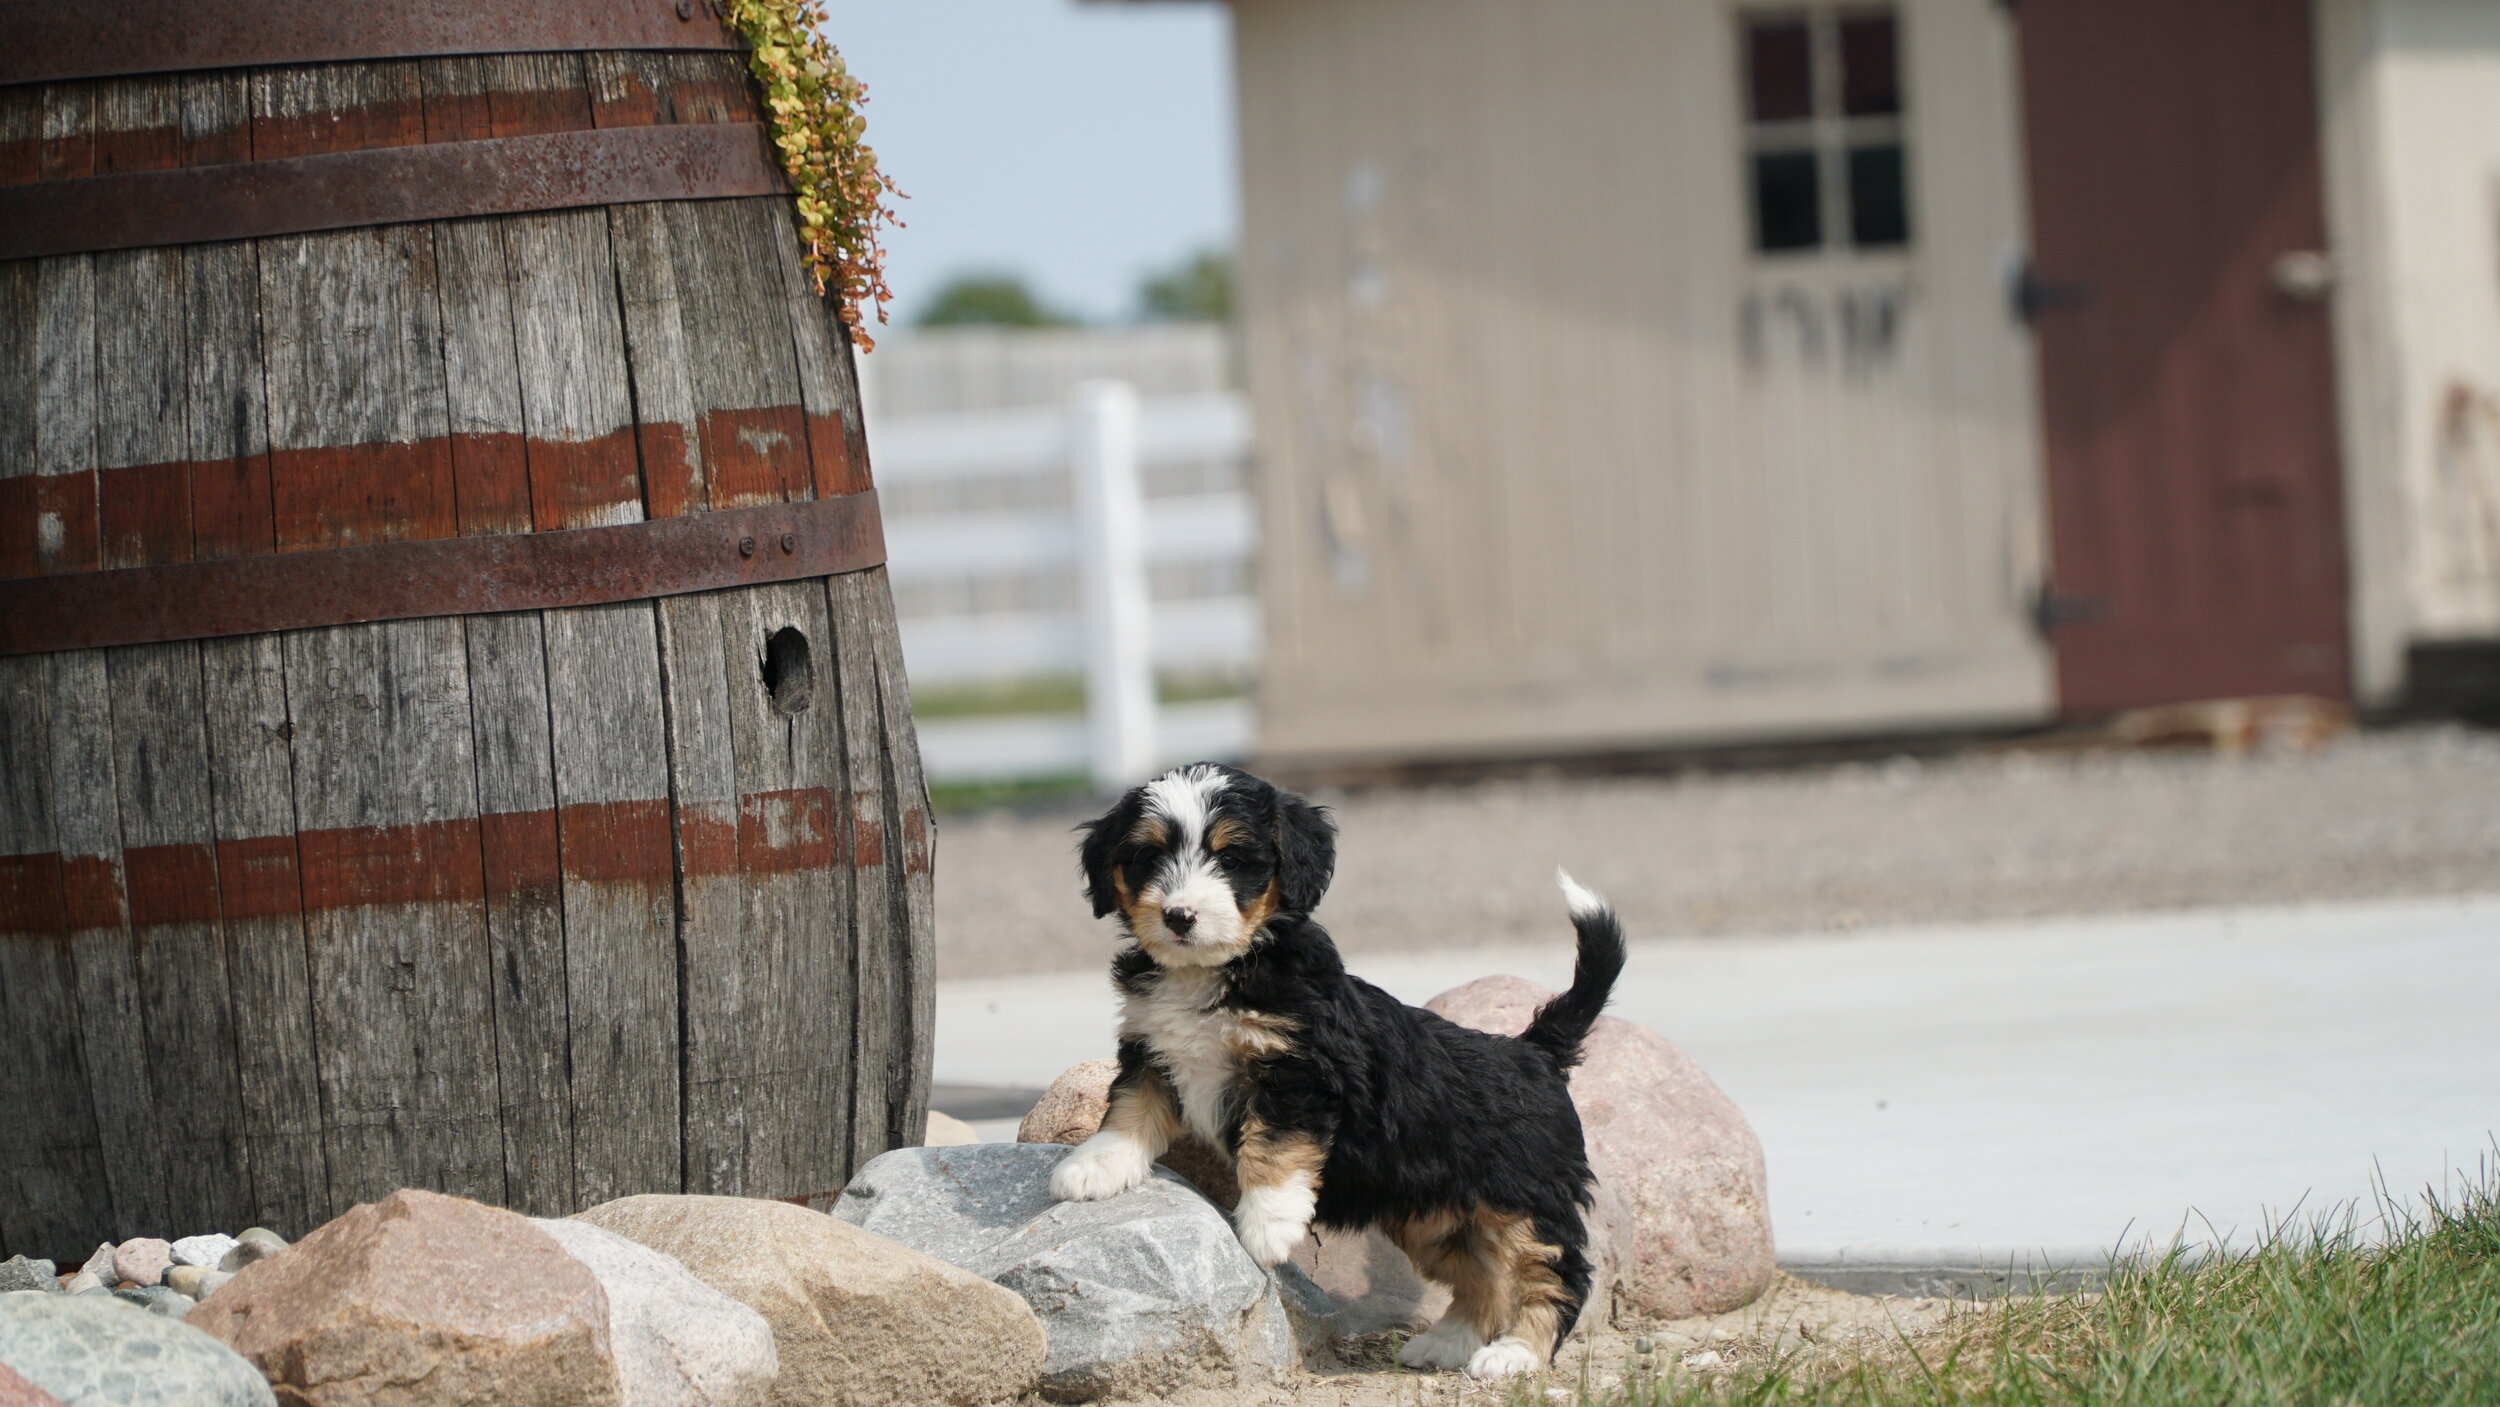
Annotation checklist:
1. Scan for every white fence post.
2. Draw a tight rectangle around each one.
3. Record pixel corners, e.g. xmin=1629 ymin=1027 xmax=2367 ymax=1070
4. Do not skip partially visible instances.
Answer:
xmin=1069 ymin=380 xmax=1156 ymax=791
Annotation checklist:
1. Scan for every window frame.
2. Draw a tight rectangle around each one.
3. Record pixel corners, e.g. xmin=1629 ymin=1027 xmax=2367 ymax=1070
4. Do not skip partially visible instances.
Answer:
xmin=1739 ymin=3 xmax=1912 ymax=260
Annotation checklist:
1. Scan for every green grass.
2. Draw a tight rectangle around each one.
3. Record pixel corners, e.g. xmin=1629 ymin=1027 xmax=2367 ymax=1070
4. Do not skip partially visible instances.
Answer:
xmin=1582 ymin=1168 xmax=2500 ymax=1407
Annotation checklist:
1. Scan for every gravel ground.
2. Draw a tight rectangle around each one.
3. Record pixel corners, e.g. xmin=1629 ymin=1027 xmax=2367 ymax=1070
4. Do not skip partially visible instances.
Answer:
xmin=933 ymin=724 xmax=2500 ymax=980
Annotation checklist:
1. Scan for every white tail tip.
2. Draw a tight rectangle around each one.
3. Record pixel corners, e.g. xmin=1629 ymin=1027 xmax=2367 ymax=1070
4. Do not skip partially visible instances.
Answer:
xmin=1555 ymin=868 xmax=1608 ymax=918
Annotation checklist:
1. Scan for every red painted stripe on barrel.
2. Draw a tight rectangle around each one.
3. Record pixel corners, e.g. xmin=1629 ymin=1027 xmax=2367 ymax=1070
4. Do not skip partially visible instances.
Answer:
xmin=99 ymin=461 xmax=195 ymax=569
xmin=296 ymin=817 xmax=485 ymax=911
xmin=805 ymin=412 xmax=870 ymax=498
xmin=560 ymin=798 xmax=675 ymax=886
xmin=481 ymin=809 xmax=562 ymax=899
xmin=123 ymin=843 xmax=221 ymax=926
xmin=216 ymin=836 xmax=304 ymax=920
xmin=270 ymin=439 xmax=460 ymax=552
xmin=0 ymin=853 xmax=66 ymax=935
xmin=0 ymin=472 xmax=103 ymax=579
xmin=739 ymin=788 xmax=839 ymax=875
xmin=3 ymin=787 xmax=862 ymax=934
xmin=451 ymin=432 xmax=534 ymax=538
xmin=528 ymin=430 xmax=645 ymax=532
xmin=702 ymin=406 xmax=814 ymax=510
xmin=191 ymin=455 xmax=280 ymax=562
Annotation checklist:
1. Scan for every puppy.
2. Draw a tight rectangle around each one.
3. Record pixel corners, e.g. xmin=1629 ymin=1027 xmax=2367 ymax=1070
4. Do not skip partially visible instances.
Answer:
xmin=1048 ymin=762 xmax=1626 ymax=1380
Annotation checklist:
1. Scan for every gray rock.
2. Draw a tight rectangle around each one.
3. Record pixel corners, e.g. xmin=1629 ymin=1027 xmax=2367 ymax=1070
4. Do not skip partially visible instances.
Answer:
xmin=0 ymin=1258 xmax=54 ymax=1294
xmin=0 ymin=1291 xmax=274 ymax=1406
xmin=192 ymin=1272 xmax=234 ymax=1302
xmin=833 ymin=1143 xmax=1294 ymax=1401
xmin=529 ymin=1217 xmax=778 ymax=1407
xmin=168 ymin=1236 xmax=236 ymax=1270
xmin=76 ymin=1247 xmax=115 ymax=1284
xmin=107 ymin=1287 xmax=193 ymax=1319
xmin=61 ymin=1275 xmax=104 ymax=1297
xmin=211 ymin=1232 xmax=284 ymax=1277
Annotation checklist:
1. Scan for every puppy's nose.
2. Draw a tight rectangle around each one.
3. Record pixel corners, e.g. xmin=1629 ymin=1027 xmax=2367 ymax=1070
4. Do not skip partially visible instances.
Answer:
xmin=1161 ymin=905 xmax=1198 ymax=936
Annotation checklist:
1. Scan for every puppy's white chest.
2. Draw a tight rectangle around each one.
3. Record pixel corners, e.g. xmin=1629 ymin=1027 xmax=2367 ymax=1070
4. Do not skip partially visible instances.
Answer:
xmin=1122 ymin=972 xmax=1277 ymax=1148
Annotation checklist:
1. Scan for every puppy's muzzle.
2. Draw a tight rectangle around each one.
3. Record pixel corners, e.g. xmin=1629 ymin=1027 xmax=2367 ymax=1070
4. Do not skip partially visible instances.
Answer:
xmin=1161 ymin=905 xmax=1199 ymax=938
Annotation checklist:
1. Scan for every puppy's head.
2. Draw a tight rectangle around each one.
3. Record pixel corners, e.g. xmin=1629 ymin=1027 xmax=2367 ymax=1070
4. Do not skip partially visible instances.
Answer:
xmin=1078 ymin=763 xmax=1336 ymax=967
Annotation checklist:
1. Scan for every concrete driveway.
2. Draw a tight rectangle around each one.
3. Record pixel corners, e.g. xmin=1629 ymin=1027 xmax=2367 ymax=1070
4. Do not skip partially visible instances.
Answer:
xmin=933 ymin=892 xmax=2500 ymax=1290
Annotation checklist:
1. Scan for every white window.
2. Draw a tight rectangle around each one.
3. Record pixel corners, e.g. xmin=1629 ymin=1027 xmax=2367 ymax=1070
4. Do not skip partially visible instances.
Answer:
xmin=1742 ymin=6 xmax=1911 ymax=255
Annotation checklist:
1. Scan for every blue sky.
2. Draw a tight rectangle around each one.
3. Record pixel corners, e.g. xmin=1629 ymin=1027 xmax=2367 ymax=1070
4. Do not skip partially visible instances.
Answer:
xmin=819 ymin=1 xmax=1237 ymax=328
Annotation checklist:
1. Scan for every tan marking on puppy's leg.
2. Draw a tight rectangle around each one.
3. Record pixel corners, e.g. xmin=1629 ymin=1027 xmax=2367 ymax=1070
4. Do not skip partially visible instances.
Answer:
xmin=1459 ymin=1207 xmax=1572 ymax=1377
xmin=1231 ymin=1115 xmax=1324 ymax=1265
xmin=1102 ymin=1065 xmax=1185 ymax=1159
xmin=1388 ymin=1209 xmax=1486 ymax=1369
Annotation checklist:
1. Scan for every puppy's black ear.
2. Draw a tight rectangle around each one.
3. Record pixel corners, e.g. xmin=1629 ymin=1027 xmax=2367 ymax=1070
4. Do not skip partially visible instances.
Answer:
xmin=1273 ymin=790 xmax=1337 ymax=917
xmin=1077 ymin=787 xmax=1147 ymax=918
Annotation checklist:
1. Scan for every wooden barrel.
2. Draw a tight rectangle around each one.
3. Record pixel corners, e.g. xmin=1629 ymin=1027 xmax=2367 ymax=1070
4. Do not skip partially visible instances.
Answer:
xmin=0 ymin=2 xmax=932 ymax=1262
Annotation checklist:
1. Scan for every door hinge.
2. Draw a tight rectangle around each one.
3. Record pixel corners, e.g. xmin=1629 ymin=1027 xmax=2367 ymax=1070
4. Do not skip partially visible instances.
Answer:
xmin=2010 ymin=259 xmax=2093 ymax=324
xmin=2031 ymin=585 xmax=2110 ymax=636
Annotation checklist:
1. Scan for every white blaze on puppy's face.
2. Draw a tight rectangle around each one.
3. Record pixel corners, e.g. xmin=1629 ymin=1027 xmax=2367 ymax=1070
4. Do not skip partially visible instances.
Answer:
xmin=1124 ymin=764 xmax=1264 ymax=967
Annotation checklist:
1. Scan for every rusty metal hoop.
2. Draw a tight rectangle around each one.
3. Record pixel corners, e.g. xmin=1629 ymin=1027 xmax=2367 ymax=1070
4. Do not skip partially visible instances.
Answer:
xmin=0 ymin=0 xmax=742 ymax=88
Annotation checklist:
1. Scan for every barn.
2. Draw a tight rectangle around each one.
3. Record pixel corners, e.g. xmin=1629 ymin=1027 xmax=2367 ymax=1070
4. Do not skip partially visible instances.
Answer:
xmin=1190 ymin=0 xmax=2500 ymax=765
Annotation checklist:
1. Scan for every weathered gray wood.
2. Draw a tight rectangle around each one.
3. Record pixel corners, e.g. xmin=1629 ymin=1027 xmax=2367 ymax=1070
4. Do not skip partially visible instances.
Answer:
xmin=0 ymin=657 xmax=112 ymax=1258
xmin=826 ymin=570 xmax=897 ymax=1169
xmin=660 ymin=197 xmax=816 ymax=508
xmin=712 ymin=580 xmax=853 ymax=1202
xmin=44 ymin=650 xmax=166 ymax=1242
xmin=863 ymin=567 xmax=937 ymax=1153
xmin=653 ymin=592 xmax=749 ymax=1194
xmin=542 ymin=601 xmax=681 ymax=1205
xmin=459 ymin=613 xmax=576 ymax=1217
xmin=503 ymin=209 xmax=642 ymax=528
xmin=280 ymin=618 xmax=505 ymax=1211
xmin=197 ymin=634 xmax=330 ymax=1239
xmin=260 ymin=216 xmax=499 ymax=1209
xmin=607 ymin=201 xmax=709 ymax=519
xmin=103 ymin=643 xmax=253 ymax=1236
xmin=431 ymin=206 xmax=535 ymax=538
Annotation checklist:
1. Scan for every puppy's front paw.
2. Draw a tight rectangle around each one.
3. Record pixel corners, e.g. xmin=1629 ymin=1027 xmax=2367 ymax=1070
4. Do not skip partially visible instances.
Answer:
xmin=1397 ymin=1318 xmax=1479 ymax=1371
xmin=1231 ymin=1176 xmax=1316 ymax=1266
xmin=1465 ymin=1338 xmax=1541 ymax=1380
xmin=1232 ymin=1208 xmax=1307 ymax=1266
xmin=1050 ymin=1132 xmax=1152 ymax=1201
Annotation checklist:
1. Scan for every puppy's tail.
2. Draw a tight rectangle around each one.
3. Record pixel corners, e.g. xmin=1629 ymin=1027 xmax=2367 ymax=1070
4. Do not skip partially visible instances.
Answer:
xmin=1518 ymin=869 xmax=1627 ymax=1072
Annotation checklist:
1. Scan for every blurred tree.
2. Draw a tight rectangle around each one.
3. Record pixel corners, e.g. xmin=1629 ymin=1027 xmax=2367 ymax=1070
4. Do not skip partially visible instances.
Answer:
xmin=1137 ymin=248 xmax=1233 ymax=323
xmin=917 ymin=272 xmax=1074 ymax=328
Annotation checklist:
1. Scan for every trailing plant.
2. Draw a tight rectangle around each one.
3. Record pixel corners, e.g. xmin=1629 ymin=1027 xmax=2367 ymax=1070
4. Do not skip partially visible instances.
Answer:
xmin=721 ymin=0 xmax=903 ymax=347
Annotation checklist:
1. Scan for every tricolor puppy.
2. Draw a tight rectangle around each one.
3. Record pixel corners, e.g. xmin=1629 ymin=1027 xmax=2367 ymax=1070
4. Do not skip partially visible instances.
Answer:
xmin=1048 ymin=762 xmax=1626 ymax=1380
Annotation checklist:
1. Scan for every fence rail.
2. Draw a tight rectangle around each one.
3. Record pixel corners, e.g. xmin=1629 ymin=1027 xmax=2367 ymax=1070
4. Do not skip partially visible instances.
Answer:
xmin=876 ymin=383 xmax=1259 ymax=788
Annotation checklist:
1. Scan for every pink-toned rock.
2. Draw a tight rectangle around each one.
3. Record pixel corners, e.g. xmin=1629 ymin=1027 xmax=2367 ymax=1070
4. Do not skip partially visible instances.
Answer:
xmin=1016 ymin=1059 xmax=1240 ymax=1208
xmin=110 ymin=1239 xmax=171 ymax=1288
xmin=188 ymin=1188 xmax=621 ymax=1407
xmin=1427 ymin=976 xmax=1774 ymax=1320
xmin=0 ymin=1362 xmax=62 ymax=1407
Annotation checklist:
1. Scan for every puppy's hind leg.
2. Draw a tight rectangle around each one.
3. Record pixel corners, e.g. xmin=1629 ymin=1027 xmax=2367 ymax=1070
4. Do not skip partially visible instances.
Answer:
xmin=1463 ymin=1210 xmax=1575 ymax=1381
xmin=1388 ymin=1212 xmax=1487 ymax=1371
xmin=1051 ymin=1058 xmax=1182 ymax=1202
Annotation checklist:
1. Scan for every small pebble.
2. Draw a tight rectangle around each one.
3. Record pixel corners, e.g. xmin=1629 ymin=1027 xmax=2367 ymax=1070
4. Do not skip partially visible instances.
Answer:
xmin=78 ymin=1243 xmax=116 ymax=1281
xmin=145 ymin=1291 xmax=198 ymax=1319
xmin=170 ymin=1233 xmax=238 ymax=1269
xmin=111 ymin=1284 xmax=189 ymax=1314
xmin=217 ymin=1229 xmax=288 ymax=1273
xmin=1681 ymin=1349 xmax=1725 ymax=1371
xmin=63 ymin=1272 xmax=104 ymax=1295
xmin=0 ymin=1255 xmax=55 ymax=1293
xmin=165 ymin=1264 xmax=207 ymax=1297
xmin=1633 ymin=1335 xmax=1654 ymax=1353
xmin=112 ymin=1237 xmax=171 ymax=1287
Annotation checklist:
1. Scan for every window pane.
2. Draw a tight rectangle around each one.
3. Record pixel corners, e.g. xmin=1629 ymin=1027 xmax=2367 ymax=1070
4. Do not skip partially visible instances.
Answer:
xmin=1746 ymin=19 xmax=1813 ymax=122
xmin=1840 ymin=14 xmax=1901 ymax=117
xmin=1848 ymin=143 xmax=1910 ymax=247
xmin=1752 ymin=150 xmax=1823 ymax=252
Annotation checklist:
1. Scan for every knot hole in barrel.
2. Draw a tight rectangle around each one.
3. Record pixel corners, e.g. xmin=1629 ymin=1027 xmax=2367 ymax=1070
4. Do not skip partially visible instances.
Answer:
xmin=762 ymin=626 xmax=814 ymax=716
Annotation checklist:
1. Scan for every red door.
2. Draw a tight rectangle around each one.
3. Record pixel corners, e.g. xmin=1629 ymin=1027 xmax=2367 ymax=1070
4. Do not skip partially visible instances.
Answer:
xmin=2016 ymin=0 xmax=2352 ymax=714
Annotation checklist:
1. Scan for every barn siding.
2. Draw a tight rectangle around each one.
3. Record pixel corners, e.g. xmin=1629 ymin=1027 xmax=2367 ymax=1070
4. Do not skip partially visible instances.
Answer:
xmin=1234 ymin=0 xmax=2053 ymax=763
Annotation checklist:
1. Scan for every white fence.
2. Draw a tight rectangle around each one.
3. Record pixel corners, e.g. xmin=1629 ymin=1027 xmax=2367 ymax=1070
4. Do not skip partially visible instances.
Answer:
xmin=876 ymin=383 xmax=1259 ymax=789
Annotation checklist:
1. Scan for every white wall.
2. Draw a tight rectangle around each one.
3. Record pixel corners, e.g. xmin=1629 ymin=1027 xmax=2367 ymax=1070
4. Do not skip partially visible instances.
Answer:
xmin=2319 ymin=0 xmax=2500 ymax=701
